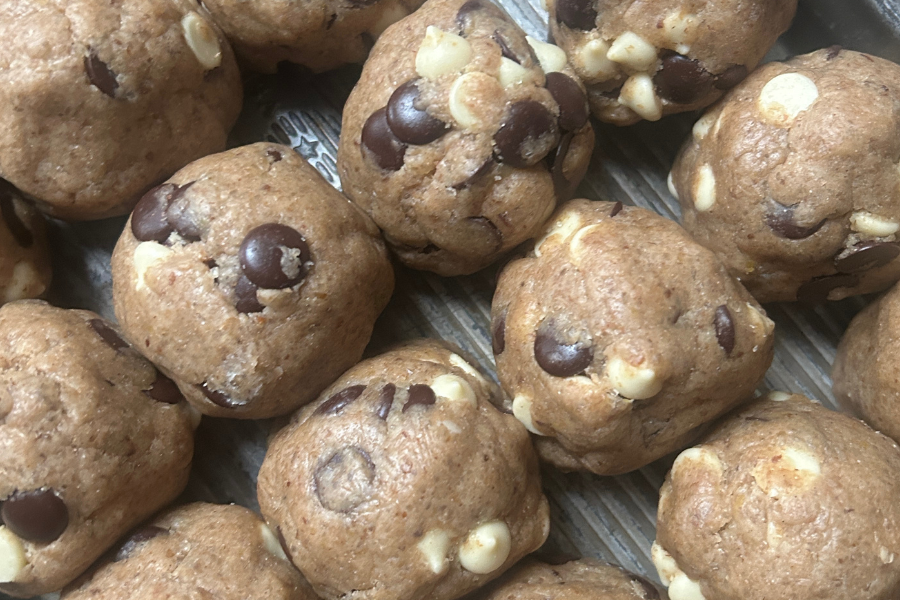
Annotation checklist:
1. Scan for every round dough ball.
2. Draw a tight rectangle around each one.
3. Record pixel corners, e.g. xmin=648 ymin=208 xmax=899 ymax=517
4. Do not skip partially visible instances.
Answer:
xmin=337 ymin=0 xmax=595 ymax=276
xmin=111 ymin=143 xmax=394 ymax=419
xmin=0 ymin=0 xmax=242 ymax=220
xmin=492 ymin=199 xmax=775 ymax=475
xmin=61 ymin=503 xmax=313 ymax=600
xmin=257 ymin=339 xmax=549 ymax=600
xmin=547 ymin=0 xmax=796 ymax=125
xmin=671 ymin=48 xmax=900 ymax=303
xmin=0 ymin=301 xmax=197 ymax=597
xmin=653 ymin=392 xmax=900 ymax=600
xmin=0 ymin=180 xmax=51 ymax=304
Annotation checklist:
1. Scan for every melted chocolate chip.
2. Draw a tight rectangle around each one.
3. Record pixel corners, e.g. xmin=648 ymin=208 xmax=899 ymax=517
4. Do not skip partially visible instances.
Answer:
xmin=315 ymin=385 xmax=367 ymax=416
xmin=534 ymin=322 xmax=593 ymax=377
xmin=835 ymin=242 xmax=900 ymax=273
xmin=314 ymin=447 xmax=376 ymax=512
xmin=714 ymin=64 xmax=749 ymax=90
xmin=386 ymin=80 xmax=448 ymax=145
xmin=239 ymin=223 xmax=311 ymax=289
xmin=0 ymin=184 xmax=32 ymax=248
xmin=403 ymin=384 xmax=436 ymax=412
xmin=2 ymin=488 xmax=69 ymax=543
xmin=234 ymin=275 xmax=264 ymax=314
xmin=132 ymin=184 xmax=177 ymax=243
xmin=199 ymin=383 xmax=244 ymax=408
xmin=825 ymin=45 xmax=842 ymax=60
xmin=796 ymin=273 xmax=859 ymax=304
xmin=492 ymin=313 xmax=506 ymax=355
xmin=452 ymin=159 xmax=494 ymax=190
xmin=714 ymin=305 xmax=735 ymax=356
xmin=144 ymin=372 xmax=184 ymax=404
xmin=375 ymin=384 xmax=396 ymax=420
xmin=765 ymin=202 xmax=825 ymax=239
xmin=610 ymin=201 xmax=623 ymax=217
xmin=362 ymin=108 xmax=407 ymax=171
xmin=267 ymin=148 xmax=283 ymax=162
xmin=654 ymin=54 xmax=713 ymax=104
xmin=89 ymin=319 xmax=129 ymax=352
xmin=545 ymin=72 xmax=589 ymax=131
xmin=84 ymin=51 xmax=118 ymax=98
xmin=114 ymin=526 xmax=168 ymax=562
xmin=555 ymin=0 xmax=597 ymax=30
xmin=494 ymin=101 xmax=558 ymax=168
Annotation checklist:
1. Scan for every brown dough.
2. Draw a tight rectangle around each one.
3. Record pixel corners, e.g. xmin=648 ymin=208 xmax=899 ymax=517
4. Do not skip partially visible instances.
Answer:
xmin=0 ymin=180 xmax=51 ymax=304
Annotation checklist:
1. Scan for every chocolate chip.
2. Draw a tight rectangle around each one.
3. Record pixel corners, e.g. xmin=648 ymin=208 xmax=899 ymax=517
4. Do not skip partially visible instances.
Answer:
xmin=267 ymin=148 xmax=283 ymax=162
xmin=375 ymin=384 xmax=396 ymax=420
xmin=534 ymin=321 xmax=592 ymax=377
xmin=493 ymin=30 xmax=520 ymax=63
xmin=144 ymin=372 xmax=183 ymax=404
xmin=545 ymin=72 xmax=589 ymax=131
xmin=314 ymin=447 xmax=376 ymax=512
xmin=234 ymin=275 xmax=264 ymax=314
xmin=403 ymin=384 xmax=436 ymax=412
xmin=114 ymin=526 xmax=167 ymax=562
xmin=654 ymin=54 xmax=713 ymax=104
xmin=239 ymin=223 xmax=311 ymax=289
xmin=315 ymin=385 xmax=367 ymax=416
xmin=456 ymin=0 xmax=488 ymax=30
xmin=89 ymin=319 xmax=129 ymax=352
xmin=796 ymin=273 xmax=859 ymax=304
xmin=2 ymin=488 xmax=69 ymax=543
xmin=555 ymin=0 xmax=596 ymax=30
xmin=386 ymin=80 xmax=448 ymax=145
xmin=84 ymin=51 xmax=118 ymax=98
xmin=165 ymin=182 xmax=200 ymax=241
xmin=452 ymin=159 xmax=494 ymax=190
xmin=714 ymin=305 xmax=735 ymax=356
xmin=714 ymin=64 xmax=749 ymax=90
xmin=825 ymin=45 xmax=842 ymax=60
xmin=494 ymin=101 xmax=558 ymax=168
xmin=362 ymin=107 xmax=407 ymax=171
xmin=765 ymin=202 xmax=825 ymax=240
xmin=0 ymin=182 xmax=32 ymax=248
xmin=610 ymin=201 xmax=623 ymax=217
xmin=199 ymin=383 xmax=245 ymax=408
xmin=835 ymin=242 xmax=900 ymax=273
xmin=132 ymin=184 xmax=177 ymax=242
xmin=492 ymin=313 xmax=506 ymax=355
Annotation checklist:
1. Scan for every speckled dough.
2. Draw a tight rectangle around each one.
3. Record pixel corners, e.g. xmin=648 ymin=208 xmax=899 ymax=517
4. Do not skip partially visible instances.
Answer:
xmin=492 ymin=199 xmax=775 ymax=475
xmin=337 ymin=0 xmax=595 ymax=276
xmin=671 ymin=48 xmax=900 ymax=303
xmin=0 ymin=301 xmax=196 ymax=598
xmin=0 ymin=0 xmax=242 ymax=220
xmin=652 ymin=393 xmax=900 ymax=600
xmin=258 ymin=340 xmax=549 ymax=600
xmin=202 ymin=0 xmax=426 ymax=72
xmin=547 ymin=0 xmax=796 ymax=125
xmin=112 ymin=143 xmax=394 ymax=419
xmin=61 ymin=503 xmax=314 ymax=600
xmin=0 ymin=181 xmax=51 ymax=304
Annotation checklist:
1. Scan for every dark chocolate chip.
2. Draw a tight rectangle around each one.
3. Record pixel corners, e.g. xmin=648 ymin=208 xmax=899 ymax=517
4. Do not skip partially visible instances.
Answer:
xmin=835 ymin=241 xmax=900 ymax=273
xmin=714 ymin=64 xmax=749 ymax=90
xmin=0 ymin=183 xmax=32 ymax=248
xmin=165 ymin=182 xmax=200 ymax=241
xmin=314 ymin=446 xmax=376 ymax=512
xmin=545 ymin=72 xmax=588 ymax=131
xmin=84 ymin=51 xmax=118 ymax=98
xmin=234 ymin=275 xmax=264 ymax=314
xmin=199 ymin=383 xmax=245 ymax=408
xmin=375 ymin=383 xmax=396 ymax=420
xmin=144 ymin=372 xmax=183 ymax=404
xmin=386 ymin=80 xmax=448 ymax=145
xmin=131 ymin=184 xmax=177 ymax=243
xmin=714 ymin=305 xmax=735 ymax=356
xmin=534 ymin=321 xmax=592 ymax=377
xmin=114 ymin=526 xmax=168 ymax=562
xmin=403 ymin=384 xmax=436 ymax=412
xmin=239 ymin=223 xmax=311 ymax=289
xmin=494 ymin=101 xmax=558 ymax=168
xmin=796 ymin=273 xmax=859 ymax=304
xmin=362 ymin=107 xmax=407 ymax=171
xmin=456 ymin=0 xmax=488 ymax=30
xmin=315 ymin=385 xmax=367 ymax=416
xmin=765 ymin=202 xmax=825 ymax=240
xmin=452 ymin=159 xmax=494 ymax=190
xmin=825 ymin=45 xmax=842 ymax=60
xmin=492 ymin=312 xmax=506 ymax=355
xmin=493 ymin=29 xmax=520 ymax=63
xmin=654 ymin=54 xmax=713 ymax=104
xmin=2 ymin=488 xmax=69 ymax=543
xmin=610 ymin=201 xmax=623 ymax=217
xmin=267 ymin=148 xmax=283 ymax=162
xmin=555 ymin=0 xmax=597 ymax=30
xmin=89 ymin=319 xmax=129 ymax=352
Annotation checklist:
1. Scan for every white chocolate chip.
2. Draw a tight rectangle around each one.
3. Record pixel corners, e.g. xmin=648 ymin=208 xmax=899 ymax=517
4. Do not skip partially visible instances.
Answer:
xmin=691 ymin=112 xmax=717 ymax=141
xmin=758 ymin=73 xmax=819 ymax=126
xmin=672 ymin=447 xmax=723 ymax=476
xmin=651 ymin=541 xmax=678 ymax=585
xmin=782 ymin=447 xmax=821 ymax=476
xmin=668 ymin=573 xmax=707 ymax=600
xmin=526 ymin=36 xmax=567 ymax=74
xmin=752 ymin=446 xmax=821 ymax=497
xmin=606 ymin=32 xmax=657 ymax=71
xmin=0 ymin=527 xmax=26 ymax=583
xmin=430 ymin=374 xmax=477 ymax=406
xmin=182 ymin=12 xmax=222 ymax=71
xmin=667 ymin=171 xmax=678 ymax=201
xmin=416 ymin=26 xmax=472 ymax=80
xmin=618 ymin=74 xmax=662 ymax=121
xmin=449 ymin=353 xmax=487 ymax=385
xmin=418 ymin=529 xmax=452 ymax=574
xmin=534 ymin=210 xmax=582 ymax=257
xmin=766 ymin=391 xmax=792 ymax=402
xmin=881 ymin=547 xmax=895 ymax=564
xmin=850 ymin=210 xmax=900 ymax=237
xmin=692 ymin=165 xmax=716 ymax=212
xmin=745 ymin=303 xmax=774 ymax=337
xmin=575 ymin=38 xmax=617 ymax=82
xmin=662 ymin=12 xmax=699 ymax=50
xmin=498 ymin=57 xmax=533 ymax=89
xmin=607 ymin=356 xmax=662 ymax=400
xmin=134 ymin=241 xmax=174 ymax=291
xmin=440 ymin=419 xmax=463 ymax=434
xmin=512 ymin=394 xmax=544 ymax=435
xmin=448 ymin=72 xmax=500 ymax=130
xmin=568 ymin=224 xmax=603 ymax=259
xmin=259 ymin=523 xmax=289 ymax=561
xmin=3 ymin=261 xmax=45 ymax=303
xmin=458 ymin=521 xmax=511 ymax=574
xmin=369 ymin=3 xmax=408 ymax=38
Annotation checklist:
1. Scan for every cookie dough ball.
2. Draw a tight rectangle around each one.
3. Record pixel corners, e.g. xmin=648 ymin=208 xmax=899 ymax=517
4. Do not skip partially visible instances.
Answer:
xmin=0 ymin=0 xmax=242 ymax=220
xmin=0 ymin=301 xmax=196 ymax=597
xmin=671 ymin=48 xmax=900 ymax=303
xmin=547 ymin=0 xmax=796 ymax=125
xmin=111 ymin=143 xmax=394 ymax=419
xmin=492 ymin=199 xmax=775 ymax=475
xmin=61 ymin=503 xmax=313 ymax=600
xmin=0 ymin=180 xmax=51 ymax=304
xmin=652 ymin=392 xmax=900 ymax=600
xmin=258 ymin=340 xmax=549 ymax=600
xmin=337 ymin=0 xmax=595 ymax=276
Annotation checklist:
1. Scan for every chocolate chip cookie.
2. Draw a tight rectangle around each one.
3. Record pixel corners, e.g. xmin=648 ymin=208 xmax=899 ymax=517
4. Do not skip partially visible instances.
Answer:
xmin=0 ymin=180 xmax=51 ymax=304
xmin=111 ymin=143 xmax=394 ymax=419
xmin=61 ymin=503 xmax=313 ymax=600
xmin=0 ymin=0 xmax=242 ymax=220
xmin=652 ymin=392 xmax=900 ymax=600
xmin=670 ymin=48 xmax=900 ymax=303
xmin=257 ymin=339 xmax=549 ymax=600
xmin=547 ymin=0 xmax=796 ymax=124
xmin=337 ymin=0 xmax=595 ymax=276
xmin=492 ymin=199 xmax=775 ymax=475
xmin=0 ymin=301 xmax=196 ymax=597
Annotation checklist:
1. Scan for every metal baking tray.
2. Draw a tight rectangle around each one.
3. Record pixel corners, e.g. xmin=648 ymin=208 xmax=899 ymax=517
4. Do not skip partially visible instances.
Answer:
xmin=24 ymin=0 xmax=900 ymax=597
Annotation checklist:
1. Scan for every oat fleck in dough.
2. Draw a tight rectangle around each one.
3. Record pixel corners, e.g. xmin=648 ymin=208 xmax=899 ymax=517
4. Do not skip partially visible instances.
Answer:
xmin=0 ymin=180 xmax=51 ymax=304
xmin=258 ymin=340 xmax=549 ymax=600
xmin=492 ymin=199 xmax=774 ymax=475
xmin=61 ymin=503 xmax=314 ymax=600
xmin=111 ymin=143 xmax=394 ymax=419
xmin=652 ymin=392 xmax=900 ymax=600
xmin=547 ymin=0 xmax=796 ymax=125
xmin=0 ymin=301 xmax=196 ymax=598
xmin=671 ymin=48 xmax=900 ymax=303
xmin=0 ymin=0 xmax=242 ymax=220
xmin=337 ymin=0 xmax=595 ymax=276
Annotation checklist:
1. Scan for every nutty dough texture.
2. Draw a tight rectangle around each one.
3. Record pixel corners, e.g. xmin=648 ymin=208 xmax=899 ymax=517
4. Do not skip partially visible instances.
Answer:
xmin=0 ymin=181 xmax=51 ymax=304
xmin=671 ymin=48 xmax=900 ymax=303
xmin=61 ymin=503 xmax=313 ymax=600
xmin=547 ymin=0 xmax=796 ymax=124
xmin=492 ymin=199 xmax=774 ymax=475
xmin=0 ymin=0 xmax=242 ymax=220
xmin=0 ymin=301 xmax=196 ymax=597
xmin=337 ymin=0 xmax=595 ymax=276
xmin=112 ymin=143 xmax=394 ymax=419
xmin=652 ymin=393 xmax=900 ymax=600
xmin=258 ymin=340 xmax=549 ymax=600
